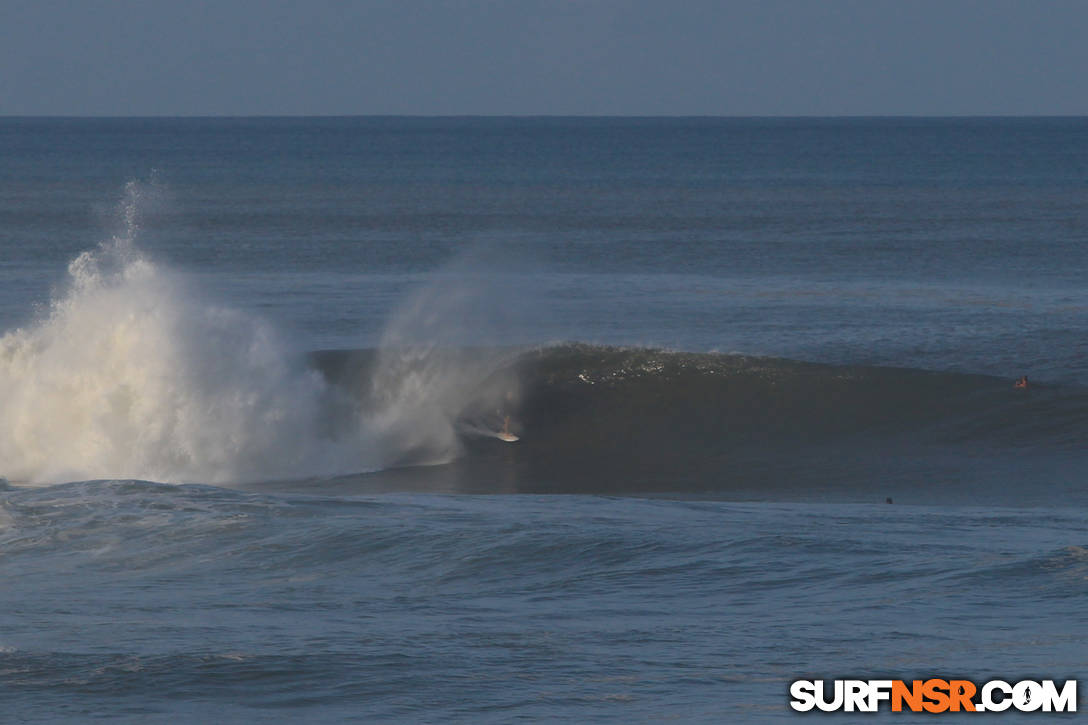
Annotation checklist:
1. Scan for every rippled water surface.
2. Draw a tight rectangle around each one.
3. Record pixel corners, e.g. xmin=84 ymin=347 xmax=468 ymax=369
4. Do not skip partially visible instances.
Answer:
xmin=1 ymin=118 xmax=1086 ymax=720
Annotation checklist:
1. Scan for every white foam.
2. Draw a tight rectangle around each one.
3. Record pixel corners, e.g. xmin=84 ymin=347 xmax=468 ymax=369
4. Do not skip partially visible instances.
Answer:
xmin=0 ymin=182 xmax=375 ymax=485
xmin=0 ymin=183 xmax=530 ymax=485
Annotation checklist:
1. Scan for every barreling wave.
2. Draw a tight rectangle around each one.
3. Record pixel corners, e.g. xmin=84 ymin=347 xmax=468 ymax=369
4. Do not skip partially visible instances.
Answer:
xmin=317 ymin=342 xmax=1088 ymax=448
xmin=310 ymin=344 xmax=1088 ymax=498
xmin=3 ymin=181 xmax=1084 ymax=496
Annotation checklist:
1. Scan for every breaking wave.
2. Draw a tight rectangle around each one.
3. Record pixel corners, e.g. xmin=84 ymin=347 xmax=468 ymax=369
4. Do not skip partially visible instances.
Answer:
xmin=0 ymin=183 xmax=529 ymax=485
xmin=3 ymin=182 xmax=1085 ymax=495
xmin=312 ymin=344 xmax=1088 ymax=498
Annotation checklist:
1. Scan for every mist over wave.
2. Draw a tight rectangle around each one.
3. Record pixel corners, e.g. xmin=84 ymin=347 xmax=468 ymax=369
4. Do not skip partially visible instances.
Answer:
xmin=364 ymin=248 xmax=532 ymax=468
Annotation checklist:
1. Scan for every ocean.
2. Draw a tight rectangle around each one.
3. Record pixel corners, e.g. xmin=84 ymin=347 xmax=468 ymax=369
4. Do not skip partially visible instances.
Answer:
xmin=0 ymin=117 xmax=1085 ymax=721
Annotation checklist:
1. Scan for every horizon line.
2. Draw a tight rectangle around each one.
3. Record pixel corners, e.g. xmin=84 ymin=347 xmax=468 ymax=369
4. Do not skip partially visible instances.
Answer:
xmin=2 ymin=113 xmax=1088 ymax=120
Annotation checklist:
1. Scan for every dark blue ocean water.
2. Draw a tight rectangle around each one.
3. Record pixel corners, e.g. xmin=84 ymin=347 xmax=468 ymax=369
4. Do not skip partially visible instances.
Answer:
xmin=0 ymin=118 xmax=1086 ymax=721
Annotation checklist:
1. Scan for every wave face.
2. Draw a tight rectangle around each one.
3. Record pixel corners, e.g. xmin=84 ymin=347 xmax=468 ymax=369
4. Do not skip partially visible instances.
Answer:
xmin=508 ymin=344 xmax=1088 ymax=446
xmin=311 ymin=344 xmax=1088 ymax=501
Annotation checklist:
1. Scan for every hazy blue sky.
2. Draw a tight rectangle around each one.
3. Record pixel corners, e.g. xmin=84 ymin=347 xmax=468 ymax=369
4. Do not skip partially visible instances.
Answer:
xmin=2 ymin=0 xmax=1086 ymax=116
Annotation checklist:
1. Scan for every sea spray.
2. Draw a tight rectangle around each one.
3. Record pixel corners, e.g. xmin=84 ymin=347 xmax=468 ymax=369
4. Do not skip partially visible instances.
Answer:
xmin=366 ymin=254 xmax=528 ymax=467
xmin=0 ymin=184 xmax=537 ymax=484
xmin=0 ymin=182 xmax=371 ymax=484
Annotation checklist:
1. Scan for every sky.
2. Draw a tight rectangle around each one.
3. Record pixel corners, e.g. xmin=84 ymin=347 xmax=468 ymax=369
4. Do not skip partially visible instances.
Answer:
xmin=1 ymin=0 xmax=1086 ymax=116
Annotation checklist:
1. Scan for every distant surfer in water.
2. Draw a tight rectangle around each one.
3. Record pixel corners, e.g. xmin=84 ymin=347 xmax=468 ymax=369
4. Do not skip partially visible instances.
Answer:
xmin=1014 ymin=375 xmax=1029 ymax=389
xmin=502 ymin=415 xmax=512 ymax=436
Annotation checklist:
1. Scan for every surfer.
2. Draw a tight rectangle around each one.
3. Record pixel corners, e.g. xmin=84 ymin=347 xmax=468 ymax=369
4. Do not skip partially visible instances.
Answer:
xmin=1014 ymin=375 xmax=1029 ymax=389
xmin=494 ymin=414 xmax=519 ymax=442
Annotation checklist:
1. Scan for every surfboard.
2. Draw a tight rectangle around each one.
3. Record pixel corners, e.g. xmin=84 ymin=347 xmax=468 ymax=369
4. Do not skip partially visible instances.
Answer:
xmin=495 ymin=432 xmax=520 ymax=442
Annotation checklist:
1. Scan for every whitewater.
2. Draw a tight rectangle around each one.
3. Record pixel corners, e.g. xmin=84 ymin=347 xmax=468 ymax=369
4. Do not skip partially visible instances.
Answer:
xmin=0 ymin=182 xmax=524 ymax=484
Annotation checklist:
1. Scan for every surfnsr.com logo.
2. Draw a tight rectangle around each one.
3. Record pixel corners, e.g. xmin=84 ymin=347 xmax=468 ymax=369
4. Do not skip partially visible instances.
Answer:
xmin=789 ymin=679 xmax=1077 ymax=713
